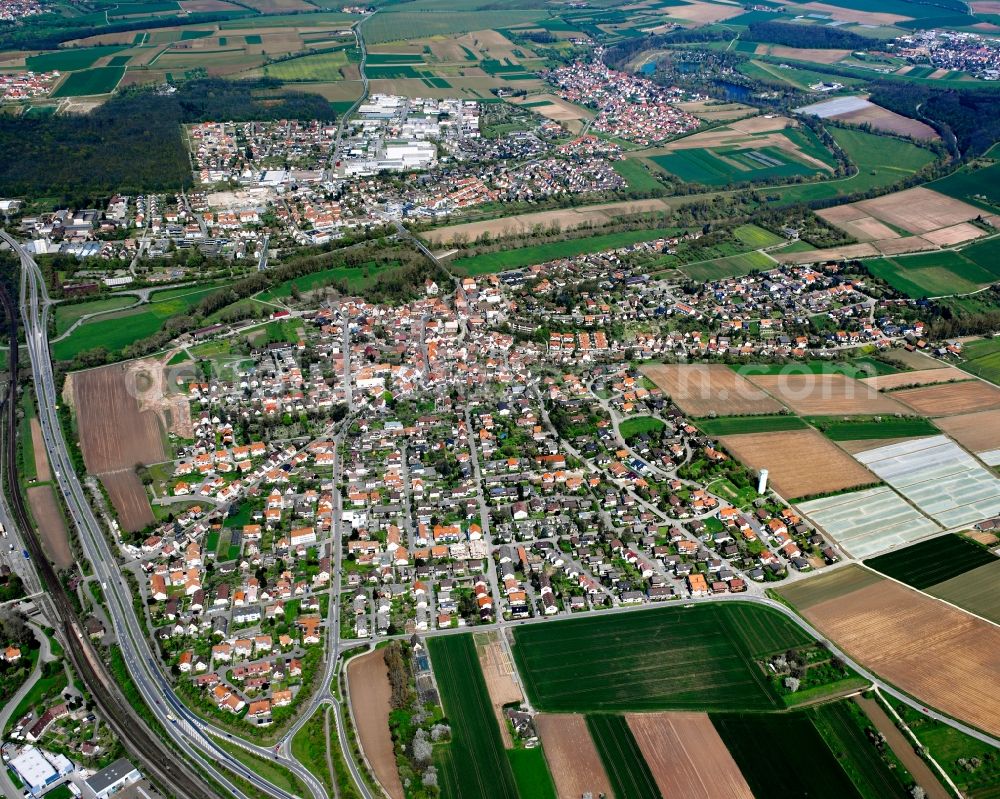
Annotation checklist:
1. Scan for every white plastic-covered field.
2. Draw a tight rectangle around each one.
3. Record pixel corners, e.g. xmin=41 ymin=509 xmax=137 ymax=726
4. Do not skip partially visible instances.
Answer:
xmin=855 ymin=436 xmax=1000 ymax=529
xmin=797 ymin=486 xmax=941 ymax=558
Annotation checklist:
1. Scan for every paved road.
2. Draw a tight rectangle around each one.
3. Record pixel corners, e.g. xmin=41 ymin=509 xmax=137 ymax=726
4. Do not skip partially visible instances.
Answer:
xmin=0 ymin=622 xmax=51 ymax=799
xmin=6 ymin=230 xmax=324 ymax=799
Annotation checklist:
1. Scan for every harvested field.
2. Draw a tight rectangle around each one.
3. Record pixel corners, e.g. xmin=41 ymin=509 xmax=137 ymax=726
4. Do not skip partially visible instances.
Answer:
xmin=73 ymin=363 xmax=166 ymax=532
xmin=535 ymin=714 xmax=613 ymax=799
xmin=423 ymin=199 xmax=672 ymax=245
xmin=830 ymin=215 xmax=900 ymax=242
xmin=772 ymin=242 xmax=879 ymax=264
xmin=965 ymin=530 xmax=999 ymax=547
xmin=642 ymin=364 xmax=784 ymax=416
xmin=884 ymin=349 xmax=948 ymax=370
xmin=871 ymin=236 xmax=937 ymax=256
xmin=934 ymin=408 xmax=1000 ymax=454
xmin=746 ymin=372 xmax=909 ymax=416
xmin=669 ymin=0 xmax=745 ymax=22
xmin=832 ymin=105 xmax=937 ymax=140
xmin=852 ymin=188 xmax=983 ymax=236
xmin=675 ymin=100 xmax=756 ymax=121
xmin=892 ymin=380 xmax=1000 ymax=416
xmin=626 ymin=712 xmax=754 ymax=799
xmin=719 ymin=429 xmax=876 ymax=499
xmin=347 ymin=650 xmax=405 ymax=799
xmin=29 ymin=418 xmax=51 ymax=483
xmin=765 ymin=45 xmax=851 ymax=63
xmin=861 ymin=366 xmax=971 ymax=390
xmin=475 ymin=632 xmax=523 ymax=749
xmin=779 ymin=563 xmax=882 ymax=609
xmin=920 ymin=222 xmax=986 ymax=247
xmin=510 ymin=94 xmax=590 ymax=123
xmin=27 ymin=484 xmax=73 ymax=570
xmin=794 ymin=574 xmax=1000 ymax=739
xmin=797 ymin=1 xmax=912 ymax=24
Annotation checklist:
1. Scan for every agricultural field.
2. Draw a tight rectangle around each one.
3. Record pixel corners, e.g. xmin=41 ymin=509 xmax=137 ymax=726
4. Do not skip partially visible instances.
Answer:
xmin=855 ymin=436 xmax=1000 ymax=529
xmin=926 ymin=145 xmax=1000 ymax=212
xmin=744 ymin=373 xmax=910 ymax=416
xmin=737 ymin=357 xmax=901 ymax=379
xmin=681 ymin=250 xmax=775 ymax=282
xmin=512 ymin=602 xmax=812 ymax=713
xmin=612 ymin=159 xmax=664 ymax=193
xmin=778 ymin=567 xmax=1000 ymax=739
xmin=712 ymin=712 xmax=865 ymax=799
xmin=642 ymin=363 xmax=785 ymax=417
xmin=733 ymin=223 xmax=784 ymax=249
xmin=797 ymin=486 xmax=940 ymax=559
xmin=362 ymin=11 xmax=548 ymax=44
xmin=625 ymin=712 xmax=754 ymax=799
xmin=53 ymin=295 xmax=138 ymax=336
xmin=695 ymin=415 xmax=807 ymax=436
xmin=262 ymin=48 xmax=350 ymax=81
xmin=864 ymin=533 xmax=997 ymax=589
xmin=864 ymin=250 xmax=1000 ymax=298
xmin=796 ymin=95 xmax=937 ymax=140
xmin=255 ymin=262 xmax=397 ymax=301
xmin=860 ymin=366 xmax=971 ymax=390
xmin=506 ymin=748 xmax=555 ymax=799
xmin=25 ymin=45 xmax=128 ymax=71
xmin=957 ymin=336 xmax=1000 ymax=386
xmin=447 ymin=228 xmax=678 ymax=275
xmin=71 ymin=361 xmax=168 ymax=532
xmin=52 ymin=66 xmax=126 ymax=96
xmin=934 ymin=408 xmax=1000 ymax=463
xmin=347 ymin=650 xmax=404 ymax=799
xmin=719 ymin=428 xmax=876 ymax=499
xmin=808 ymin=416 xmax=939 ymax=441
xmin=535 ymin=714 xmax=613 ymax=799
xmin=892 ymin=380 xmax=1000 ymax=417
xmin=586 ymin=715 xmax=660 ymax=799
xmin=428 ymin=635 xmax=519 ymax=799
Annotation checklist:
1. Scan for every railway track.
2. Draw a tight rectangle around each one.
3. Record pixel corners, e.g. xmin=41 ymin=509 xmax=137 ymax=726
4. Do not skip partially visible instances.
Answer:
xmin=0 ymin=283 xmax=218 ymax=799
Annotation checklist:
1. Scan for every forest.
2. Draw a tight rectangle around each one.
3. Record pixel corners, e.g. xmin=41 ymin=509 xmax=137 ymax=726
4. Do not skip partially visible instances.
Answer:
xmin=0 ymin=79 xmax=335 ymax=202
xmin=745 ymin=21 xmax=871 ymax=50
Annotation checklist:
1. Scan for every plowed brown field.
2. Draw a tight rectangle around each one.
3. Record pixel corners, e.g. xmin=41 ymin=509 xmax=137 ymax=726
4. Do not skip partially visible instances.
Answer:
xmin=719 ymin=429 xmax=875 ymax=498
xmin=73 ymin=363 xmax=165 ymax=532
xmin=861 ymin=366 xmax=971 ymax=390
xmin=892 ymin=380 xmax=1000 ymax=417
xmin=746 ymin=373 xmax=909 ymax=416
xmin=626 ymin=712 xmax=754 ymax=799
xmin=28 ymin=484 xmax=72 ymax=569
xmin=536 ymin=714 xmax=613 ymax=799
xmin=642 ymin=364 xmax=784 ymax=416
xmin=347 ymin=650 xmax=405 ymax=799
xmin=934 ymin=408 xmax=1000 ymax=453
xmin=794 ymin=574 xmax=1000 ymax=739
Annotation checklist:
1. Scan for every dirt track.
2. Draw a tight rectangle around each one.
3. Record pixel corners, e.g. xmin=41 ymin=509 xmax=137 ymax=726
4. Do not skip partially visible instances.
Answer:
xmin=347 ymin=650 xmax=405 ymax=799
xmin=476 ymin=633 xmax=523 ymax=748
xmin=626 ymin=712 xmax=754 ymax=799
xmin=536 ymin=714 xmax=613 ymax=799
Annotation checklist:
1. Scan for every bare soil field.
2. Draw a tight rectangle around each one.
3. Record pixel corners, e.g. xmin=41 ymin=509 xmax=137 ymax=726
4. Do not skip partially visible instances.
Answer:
xmin=642 ymin=364 xmax=784 ymax=416
xmin=29 ymin=418 xmax=51 ymax=483
xmin=832 ymin=105 xmax=938 ymax=140
xmin=761 ymin=45 xmax=851 ymax=63
xmin=669 ymin=1 xmax=745 ymax=22
xmin=746 ymin=373 xmax=910 ymax=416
xmin=832 ymin=216 xmax=900 ymax=242
xmin=852 ymin=187 xmax=982 ymax=235
xmin=884 ymin=349 xmax=948 ymax=370
xmin=675 ymin=100 xmax=756 ymax=121
xmin=779 ymin=563 xmax=883 ymax=609
xmin=536 ymin=714 xmax=613 ymax=799
xmin=854 ymin=697 xmax=950 ymax=799
xmin=510 ymin=94 xmax=591 ymax=122
xmin=180 ymin=0 xmax=244 ymax=10
xmin=892 ymin=381 xmax=1000 ymax=417
xmin=799 ymin=576 xmax=1000 ymax=739
xmin=798 ymin=1 xmax=912 ymax=24
xmin=971 ymin=0 xmax=1000 ymax=11
xmin=861 ymin=366 xmax=971 ymax=390
xmin=837 ymin=436 xmax=915 ymax=455
xmin=347 ymin=650 xmax=405 ymax=799
xmin=475 ymin=632 xmax=523 ymax=748
xmin=73 ymin=363 xmax=166 ymax=532
xmin=719 ymin=429 xmax=876 ymax=498
xmin=27 ymin=484 xmax=73 ymax=570
xmin=920 ymin=222 xmax=986 ymax=247
xmin=455 ymin=29 xmax=525 ymax=61
xmin=933 ymin=408 xmax=1000 ymax=452
xmin=424 ymin=198 xmax=674 ymax=245
xmin=872 ymin=236 xmax=936 ymax=256
xmin=965 ymin=530 xmax=999 ymax=546
xmin=626 ymin=712 xmax=754 ymax=799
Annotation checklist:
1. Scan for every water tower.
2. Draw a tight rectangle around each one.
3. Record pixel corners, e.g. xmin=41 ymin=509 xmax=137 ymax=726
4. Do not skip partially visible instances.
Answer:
xmin=758 ymin=469 xmax=769 ymax=494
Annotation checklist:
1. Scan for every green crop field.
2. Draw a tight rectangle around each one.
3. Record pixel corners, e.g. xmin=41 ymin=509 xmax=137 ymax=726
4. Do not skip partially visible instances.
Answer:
xmin=507 ymin=748 xmax=556 ymax=799
xmin=713 ymin=712 xmax=864 ymax=799
xmin=53 ymin=295 xmax=137 ymax=335
xmin=865 ymin=249 xmax=1000 ymax=298
xmin=26 ymin=45 xmax=126 ymax=72
xmin=449 ymin=228 xmax=677 ymax=275
xmin=366 ymin=64 xmax=421 ymax=78
xmin=512 ymin=603 xmax=812 ymax=712
xmin=429 ymin=635 xmax=519 ymax=799
xmin=366 ymin=53 xmax=424 ymax=65
xmin=614 ymin=159 xmax=664 ymax=192
xmin=929 ymin=559 xmax=1000 ymax=624
xmin=810 ymin=702 xmax=910 ymax=799
xmin=865 ymin=533 xmax=997 ymax=589
xmin=586 ymin=715 xmax=661 ymax=799
xmin=736 ymin=357 xmax=900 ymax=378
xmin=771 ymin=129 xmax=937 ymax=205
xmin=618 ymin=416 xmax=665 ymax=439
xmin=651 ymin=144 xmax=822 ymax=186
xmin=959 ymin=336 xmax=1000 ymax=385
xmin=52 ymin=285 xmax=219 ymax=361
xmin=733 ymin=223 xmax=784 ymax=248
xmin=682 ymin=250 xmax=774 ymax=281
xmin=255 ymin=261 xmax=397 ymax=302
xmin=808 ymin=416 xmax=939 ymax=441
xmin=264 ymin=50 xmax=349 ymax=81
xmin=928 ymin=154 xmax=1000 ymax=212
xmin=363 ymin=10 xmax=547 ymax=43
xmin=51 ymin=66 xmax=125 ymax=96
xmin=696 ymin=415 xmax=807 ymax=436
